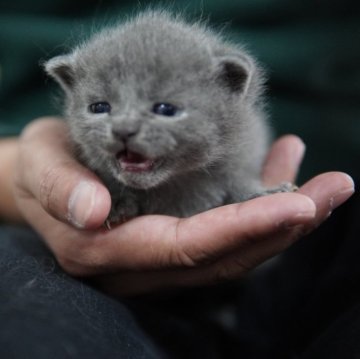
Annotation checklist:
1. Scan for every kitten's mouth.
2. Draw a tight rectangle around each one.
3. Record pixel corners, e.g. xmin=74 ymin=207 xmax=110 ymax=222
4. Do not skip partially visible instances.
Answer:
xmin=116 ymin=150 xmax=155 ymax=172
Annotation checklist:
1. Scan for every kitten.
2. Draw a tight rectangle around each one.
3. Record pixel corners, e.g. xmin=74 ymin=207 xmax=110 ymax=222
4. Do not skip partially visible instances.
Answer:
xmin=45 ymin=11 xmax=293 ymax=223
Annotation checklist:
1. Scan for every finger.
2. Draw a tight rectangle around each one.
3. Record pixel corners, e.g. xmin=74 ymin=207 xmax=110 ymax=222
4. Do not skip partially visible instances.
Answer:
xmin=204 ymin=172 xmax=355 ymax=284
xmin=262 ymin=135 xmax=305 ymax=186
xmin=17 ymin=118 xmax=111 ymax=229
xmin=174 ymin=192 xmax=315 ymax=264
xmin=298 ymin=171 xmax=354 ymax=227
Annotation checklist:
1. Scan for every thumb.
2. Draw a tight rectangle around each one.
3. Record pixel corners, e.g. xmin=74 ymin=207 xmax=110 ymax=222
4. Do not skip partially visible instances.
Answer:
xmin=17 ymin=118 xmax=111 ymax=229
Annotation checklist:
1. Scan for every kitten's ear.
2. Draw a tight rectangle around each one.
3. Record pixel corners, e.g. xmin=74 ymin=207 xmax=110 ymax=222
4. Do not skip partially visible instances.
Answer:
xmin=44 ymin=55 xmax=76 ymax=91
xmin=214 ymin=54 xmax=253 ymax=94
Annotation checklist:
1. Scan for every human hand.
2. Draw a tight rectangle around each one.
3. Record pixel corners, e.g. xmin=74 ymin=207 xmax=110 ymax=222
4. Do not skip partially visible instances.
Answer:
xmin=14 ymin=118 xmax=354 ymax=295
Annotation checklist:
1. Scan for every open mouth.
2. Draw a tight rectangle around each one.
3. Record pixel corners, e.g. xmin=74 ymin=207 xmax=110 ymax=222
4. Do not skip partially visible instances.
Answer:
xmin=116 ymin=150 xmax=155 ymax=173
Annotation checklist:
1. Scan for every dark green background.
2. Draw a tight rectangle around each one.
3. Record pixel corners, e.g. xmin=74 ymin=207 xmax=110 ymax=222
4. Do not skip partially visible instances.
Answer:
xmin=1 ymin=0 xmax=359 ymax=182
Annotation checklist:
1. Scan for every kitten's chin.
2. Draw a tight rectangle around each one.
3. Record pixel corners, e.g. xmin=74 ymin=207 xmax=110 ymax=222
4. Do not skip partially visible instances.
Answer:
xmin=116 ymin=170 xmax=169 ymax=190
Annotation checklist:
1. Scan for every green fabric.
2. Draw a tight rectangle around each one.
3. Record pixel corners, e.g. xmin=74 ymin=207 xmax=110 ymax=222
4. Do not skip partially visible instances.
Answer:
xmin=1 ymin=0 xmax=359 ymax=180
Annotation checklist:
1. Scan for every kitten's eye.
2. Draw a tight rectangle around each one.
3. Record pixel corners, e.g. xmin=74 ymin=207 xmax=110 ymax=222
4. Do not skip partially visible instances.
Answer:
xmin=89 ymin=102 xmax=111 ymax=114
xmin=152 ymin=103 xmax=178 ymax=117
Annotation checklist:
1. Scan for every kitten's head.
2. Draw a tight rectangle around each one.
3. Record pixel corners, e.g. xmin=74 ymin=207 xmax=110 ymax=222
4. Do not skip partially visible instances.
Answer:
xmin=45 ymin=11 xmax=263 ymax=189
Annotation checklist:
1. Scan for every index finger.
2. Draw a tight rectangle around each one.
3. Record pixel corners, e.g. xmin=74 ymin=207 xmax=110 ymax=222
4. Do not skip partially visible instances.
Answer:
xmin=262 ymin=135 xmax=305 ymax=186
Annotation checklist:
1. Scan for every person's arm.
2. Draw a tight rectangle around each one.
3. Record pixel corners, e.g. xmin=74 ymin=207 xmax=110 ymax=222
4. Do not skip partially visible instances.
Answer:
xmin=4 ymin=117 xmax=355 ymax=296
xmin=0 ymin=138 xmax=23 ymax=223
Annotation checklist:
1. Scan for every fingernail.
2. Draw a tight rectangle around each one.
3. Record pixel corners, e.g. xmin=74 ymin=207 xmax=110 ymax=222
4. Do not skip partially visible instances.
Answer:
xmin=330 ymin=175 xmax=355 ymax=211
xmin=67 ymin=181 xmax=97 ymax=228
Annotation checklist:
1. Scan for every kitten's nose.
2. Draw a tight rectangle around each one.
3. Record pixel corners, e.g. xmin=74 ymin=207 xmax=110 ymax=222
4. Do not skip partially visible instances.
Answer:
xmin=112 ymin=128 xmax=137 ymax=142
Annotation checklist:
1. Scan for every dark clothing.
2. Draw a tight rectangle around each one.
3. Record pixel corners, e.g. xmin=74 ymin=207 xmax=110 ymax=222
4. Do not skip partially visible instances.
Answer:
xmin=0 ymin=190 xmax=359 ymax=359
xmin=0 ymin=226 xmax=161 ymax=359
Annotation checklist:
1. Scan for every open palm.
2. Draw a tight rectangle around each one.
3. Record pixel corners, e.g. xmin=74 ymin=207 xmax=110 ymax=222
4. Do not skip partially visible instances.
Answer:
xmin=14 ymin=118 xmax=354 ymax=295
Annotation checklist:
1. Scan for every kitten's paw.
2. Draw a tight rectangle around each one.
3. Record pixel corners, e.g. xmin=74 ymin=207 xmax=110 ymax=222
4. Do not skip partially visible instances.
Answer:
xmin=104 ymin=196 xmax=140 ymax=228
xmin=246 ymin=182 xmax=298 ymax=201
xmin=264 ymin=182 xmax=298 ymax=195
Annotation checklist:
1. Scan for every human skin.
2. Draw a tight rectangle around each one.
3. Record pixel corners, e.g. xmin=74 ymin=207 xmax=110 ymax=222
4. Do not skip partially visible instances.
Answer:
xmin=0 ymin=117 xmax=354 ymax=296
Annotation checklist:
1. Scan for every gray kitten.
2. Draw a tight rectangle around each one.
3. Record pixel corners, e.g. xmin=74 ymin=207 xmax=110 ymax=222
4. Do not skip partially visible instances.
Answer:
xmin=45 ymin=11 xmax=292 ymax=223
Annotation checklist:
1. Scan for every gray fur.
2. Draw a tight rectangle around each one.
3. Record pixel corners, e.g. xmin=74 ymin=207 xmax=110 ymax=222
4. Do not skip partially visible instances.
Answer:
xmin=45 ymin=11 xmax=291 ymax=221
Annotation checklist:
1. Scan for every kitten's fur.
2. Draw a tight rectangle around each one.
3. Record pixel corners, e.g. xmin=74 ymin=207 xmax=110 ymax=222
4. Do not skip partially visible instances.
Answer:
xmin=45 ymin=11 xmax=291 ymax=221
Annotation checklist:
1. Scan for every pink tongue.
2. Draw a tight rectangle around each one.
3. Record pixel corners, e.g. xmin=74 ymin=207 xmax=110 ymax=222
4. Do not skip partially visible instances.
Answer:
xmin=123 ymin=151 xmax=147 ymax=164
xmin=117 ymin=150 xmax=154 ymax=172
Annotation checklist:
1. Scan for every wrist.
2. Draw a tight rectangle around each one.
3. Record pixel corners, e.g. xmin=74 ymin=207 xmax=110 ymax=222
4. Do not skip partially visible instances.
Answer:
xmin=0 ymin=138 xmax=24 ymax=223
